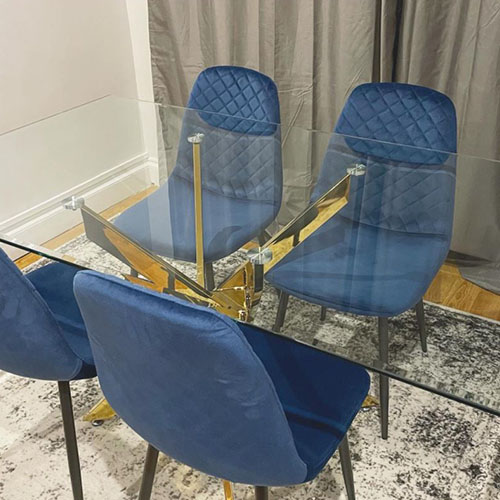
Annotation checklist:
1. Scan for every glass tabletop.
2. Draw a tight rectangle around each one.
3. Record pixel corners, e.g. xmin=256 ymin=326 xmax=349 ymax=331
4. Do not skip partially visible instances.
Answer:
xmin=0 ymin=95 xmax=498 ymax=416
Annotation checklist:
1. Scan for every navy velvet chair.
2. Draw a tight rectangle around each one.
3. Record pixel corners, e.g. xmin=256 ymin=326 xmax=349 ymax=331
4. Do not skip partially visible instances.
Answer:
xmin=74 ymin=271 xmax=370 ymax=500
xmin=114 ymin=66 xmax=282 ymax=289
xmin=0 ymin=248 xmax=96 ymax=500
xmin=266 ymin=83 xmax=457 ymax=439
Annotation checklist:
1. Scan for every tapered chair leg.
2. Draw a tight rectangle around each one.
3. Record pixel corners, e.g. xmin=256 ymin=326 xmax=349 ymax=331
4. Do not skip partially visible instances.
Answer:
xmin=204 ymin=262 xmax=216 ymax=291
xmin=377 ymin=317 xmax=389 ymax=440
xmin=255 ymin=486 xmax=269 ymax=500
xmin=338 ymin=436 xmax=356 ymax=500
xmin=273 ymin=291 xmax=289 ymax=332
xmin=57 ymin=381 xmax=84 ymax=500
xmin=138 ymin=444 xmax=160 ymax=500
xmin=320 ymin=306 xmax=327 ymax=321
xmin=414 ymin=299 xmax=427 ymax=352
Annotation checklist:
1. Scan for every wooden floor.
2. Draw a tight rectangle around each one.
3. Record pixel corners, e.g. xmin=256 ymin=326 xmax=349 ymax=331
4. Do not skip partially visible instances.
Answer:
xmin=425 ymin=262 xmax=500 ymax=321
xmin=15 ymin=190 xmax=500 ymax=322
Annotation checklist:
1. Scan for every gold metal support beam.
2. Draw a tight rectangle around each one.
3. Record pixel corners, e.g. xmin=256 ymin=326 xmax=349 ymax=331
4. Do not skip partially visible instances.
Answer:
xmin=223 ymin=480 xmax=234 ymax=500
xmin=82 ymin=397 xmax=116 ymax=423
xmin=216 ymin=174 xmax=352 ymax=317
xmin=77 ymin=171 xmax=353 ymax=323
xmin=79 ymin=204 xmax=243 ymax=318
xmin=262 ymin=173 xmax=351 ymax=272
xmin=362 ymin=394 xmax=379 ymax=408
xmin=188 ymin=133 xmax=206 ymax=286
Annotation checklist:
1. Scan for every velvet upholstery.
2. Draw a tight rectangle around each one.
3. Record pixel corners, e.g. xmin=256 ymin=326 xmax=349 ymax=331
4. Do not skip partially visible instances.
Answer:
xmin=115 ymin=66 xmax=282 ymax=263
xmin=238 ymin=322 xmax=370 ymax=480
xmin=74 ymin=271 xmax=369 ymax=486
xmin=267 ymin=83 xmax=457 ymax=317
xmin=333 ymin=83 xmax=456 ymax=165
xmin=0 ymin=248 xmax=95 ymax=381
xmin=113 ymin=175 xmax=277 ymax=263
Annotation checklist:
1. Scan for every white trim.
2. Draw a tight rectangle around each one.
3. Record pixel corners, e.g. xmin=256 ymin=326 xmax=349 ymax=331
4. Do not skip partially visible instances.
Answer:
xmin=0 ymin=153 xmax=149 ymax=233
xmin=145 ymin=156 xmax=160 ymax=185
xmin=0 ymin=154 xmax=154 ymax=258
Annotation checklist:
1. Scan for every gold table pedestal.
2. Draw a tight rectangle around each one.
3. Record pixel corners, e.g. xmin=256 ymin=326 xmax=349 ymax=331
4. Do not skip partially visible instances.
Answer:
xmin=361 ymin=394 xmax=379 ymax=409
xmin=223 ymin=480 xmax=234 ymax=500
xmin=82 ymin=397 xmax=116 ymax=425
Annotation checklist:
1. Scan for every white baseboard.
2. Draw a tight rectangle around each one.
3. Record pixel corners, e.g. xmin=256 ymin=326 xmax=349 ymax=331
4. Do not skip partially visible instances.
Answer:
xmin=0 ymin=153 xmax=154 ymax=259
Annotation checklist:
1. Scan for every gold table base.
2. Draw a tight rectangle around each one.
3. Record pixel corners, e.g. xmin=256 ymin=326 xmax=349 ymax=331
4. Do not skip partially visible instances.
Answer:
xmin=223 ymin=480 xmax=234 ymax=500
xmin=82 ymin=397 xmax=116 ymax=424
xmin=361 ymin=394 xmax=379 ymax=409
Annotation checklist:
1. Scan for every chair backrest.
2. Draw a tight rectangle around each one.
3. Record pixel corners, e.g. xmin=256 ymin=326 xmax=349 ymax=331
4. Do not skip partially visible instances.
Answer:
xmin=313 ymin=83 xmax=457 ymax=237
xmin=73 ymin=271 xmax=307 ymax=486
xmin=0 ymin=249 xmax=82 ymax=380
xmin=172 ymin=66 xmax=282 ymax=207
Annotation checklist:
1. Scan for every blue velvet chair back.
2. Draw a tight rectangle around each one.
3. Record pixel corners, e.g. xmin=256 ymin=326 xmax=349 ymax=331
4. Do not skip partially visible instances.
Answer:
xmin=0 ymin=249 xmax=83 ymax=380
xmin=172 ymin=66 xmax=282 ymax=207
xmin=74 ymin=271 xmax=307 ymax=486
xmin=313 ymin=83 xmax=457 ymax=237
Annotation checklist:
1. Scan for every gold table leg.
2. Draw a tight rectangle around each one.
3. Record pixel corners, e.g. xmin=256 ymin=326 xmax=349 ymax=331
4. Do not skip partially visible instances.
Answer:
xmin=362 ymin=394 xmax=379 ymax=409
xmin=82 ymin=397 xmax=116 ymax=424
xmin=188 ymin=132 xmax=206 ymax=286
xmin=223 ymin=480 xmax=234 ymax=500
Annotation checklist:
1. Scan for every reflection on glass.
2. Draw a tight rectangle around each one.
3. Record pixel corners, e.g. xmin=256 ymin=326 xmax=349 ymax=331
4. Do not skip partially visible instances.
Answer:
xmin=0 ymin=95 xmax=498 ymax=417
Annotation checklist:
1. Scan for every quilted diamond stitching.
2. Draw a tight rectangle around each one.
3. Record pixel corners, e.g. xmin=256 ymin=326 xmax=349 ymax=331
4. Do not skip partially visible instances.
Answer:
xmin=188 ymin=66 xmax=280 ymax=136
xmin=173 ymin=66 xmax=282 ymax=204
xmin=315 ymin=83 xmax=457 ymax=235
xmin=343 ymin=160 xmax=456 ymax=235
xmin=335 ymin=83 xmax=457 ymax=165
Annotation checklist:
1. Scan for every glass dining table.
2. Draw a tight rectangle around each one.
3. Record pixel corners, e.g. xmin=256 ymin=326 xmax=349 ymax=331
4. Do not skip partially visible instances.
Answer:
xmin=0 ymin=96 xmax=498 ymax=427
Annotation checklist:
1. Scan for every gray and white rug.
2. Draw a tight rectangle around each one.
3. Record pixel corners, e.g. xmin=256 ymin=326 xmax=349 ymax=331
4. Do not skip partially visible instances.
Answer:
xmin=0 ymin=235 xmax=498 ymax=499
xmin=0 ymin=372 xmax=498 ymax=499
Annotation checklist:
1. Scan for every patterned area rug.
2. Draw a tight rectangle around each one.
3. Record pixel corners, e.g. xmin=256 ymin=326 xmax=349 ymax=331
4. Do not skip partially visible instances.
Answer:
xmin=0 ymin=374 xmax=498 ymax=499
xmin=0 ymin=236 xmax=499 ymax=499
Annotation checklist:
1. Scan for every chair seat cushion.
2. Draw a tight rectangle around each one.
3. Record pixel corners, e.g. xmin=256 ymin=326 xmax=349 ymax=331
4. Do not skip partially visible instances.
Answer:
xmin=27 ymin=263 xmax=95 ymax=377
xmin=114 ymin=175 xmax=277 ymax=263
xmin=266 ymin=215 xmax=450 ymax=316
xmin=239 ymin=322 xmax=370 ymax=481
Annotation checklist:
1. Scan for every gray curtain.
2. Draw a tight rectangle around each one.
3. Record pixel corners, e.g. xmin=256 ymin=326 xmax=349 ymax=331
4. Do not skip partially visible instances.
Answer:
xmin=149 ymin=0 xmax=399 ymax=222
xmin=393 ymin=0 xmax=500 ymax=291
xmin=148 ymin=0 xmax=500 ymax=292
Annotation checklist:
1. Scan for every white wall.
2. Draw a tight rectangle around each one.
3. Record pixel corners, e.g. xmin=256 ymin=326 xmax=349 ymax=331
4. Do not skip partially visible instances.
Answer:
xmin=125 ymin=0 xmax=159 ymax=177
xmin=0 ymin=0 xmax=156 ymax=257
xmin=0 ymin=0 xmax=140 ymax=134
xmin=125 ymin=0 xmax=154 ymax=102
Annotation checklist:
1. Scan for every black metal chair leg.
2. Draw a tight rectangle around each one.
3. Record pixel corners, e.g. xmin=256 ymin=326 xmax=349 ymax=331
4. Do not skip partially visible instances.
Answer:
xmin=273 ymin=291 xmax=289 ymax=332
xmin=57 ymin=381 xmax=84 ymax=500
xmin=379 ymin=374 xmax=389 ymax=440
xmin=138 ymin=444 xmax=160 ymax=500
xmin=320 ymin=306 xmax=327 ymax=321
xmin=377 ymin=317 xmax=389 ymax=440
xmin=204 ymin=262 xmax=215 ymax=291
xmin=414 ymin=299 xmax=427 ymax=352
xmin=338 ymin=436 xmax=356 ymax=500
xmin=255 ymin=486 xmax=269 ymax=500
